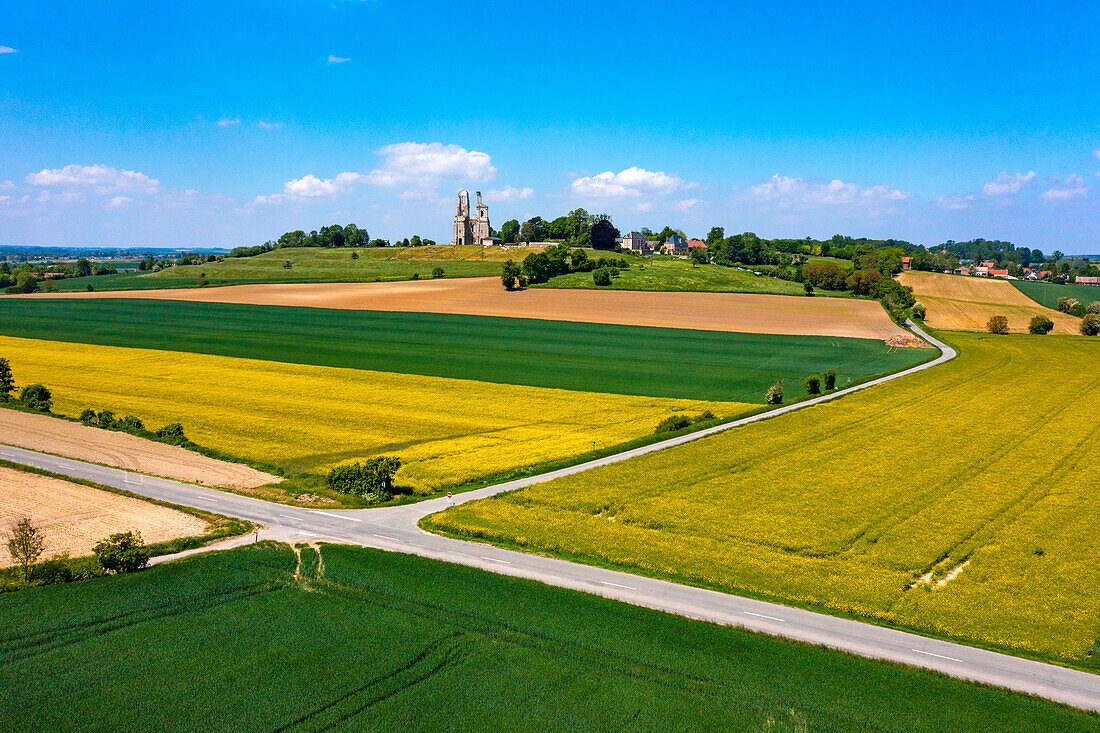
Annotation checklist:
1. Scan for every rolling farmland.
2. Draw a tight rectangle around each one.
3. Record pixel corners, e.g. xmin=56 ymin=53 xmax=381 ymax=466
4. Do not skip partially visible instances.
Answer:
xmin=28 ymin=275 xmax=914 ymax=339
xmin=0 ymin=335 xmax=749 ymax=491
xmin=0 ymin=543 xmax=1089 ymax=731
xmin=0 ymin=299 xmax=933 ymax=403
xmin=898 ymin=271 xmax=1079 ymax=333
xmin=1012 ymin=280 xmax=1100 ymax=311
xmin=426 ymin=332 xmax=1100 ymax=664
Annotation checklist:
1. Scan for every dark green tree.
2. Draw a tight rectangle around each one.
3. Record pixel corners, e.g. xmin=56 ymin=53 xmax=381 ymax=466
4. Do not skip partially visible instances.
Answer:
xmin=19 ymin=384 xmax=51 ymax=411
xmin=75 ymin=258 xmax=93 ymax=277
xmin=501 ymin=260 xmax=522 ymax=290
xmin=93 ymin=531 xmax=150 ymax=573
xmin=590 ymin=219 xmax=619 ymax=250
xmin=0 ymin=358 xmax=13 ymax=400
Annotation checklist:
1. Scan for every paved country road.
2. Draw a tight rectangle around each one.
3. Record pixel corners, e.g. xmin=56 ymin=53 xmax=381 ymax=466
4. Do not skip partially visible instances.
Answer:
xmin=4 ymin=324 xmax=1099 ymax=713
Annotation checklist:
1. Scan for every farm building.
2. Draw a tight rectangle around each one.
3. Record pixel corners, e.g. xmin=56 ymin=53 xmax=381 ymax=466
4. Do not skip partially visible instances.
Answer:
xmin=1076 ymin=276 xmax=1100 ymax=286
xmin=901 ymin=256 xmax=912 ymax=270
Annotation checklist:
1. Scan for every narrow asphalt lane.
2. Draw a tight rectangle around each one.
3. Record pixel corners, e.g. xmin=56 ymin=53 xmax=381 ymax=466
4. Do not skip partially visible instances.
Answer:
xmin=5 ymin=324 xmax=1099 ymax=711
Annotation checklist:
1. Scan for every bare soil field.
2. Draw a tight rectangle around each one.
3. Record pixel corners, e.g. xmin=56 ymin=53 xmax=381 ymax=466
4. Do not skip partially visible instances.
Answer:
xmin=898 ymin=271 xmax=1080 ymax=334
xmin=0 ymin=410 xmax=280 ymax=489
xmin=32 ymin=277 xmax=911 ymax=340
xmin=0 ymin=466 xmax=209 ymax=566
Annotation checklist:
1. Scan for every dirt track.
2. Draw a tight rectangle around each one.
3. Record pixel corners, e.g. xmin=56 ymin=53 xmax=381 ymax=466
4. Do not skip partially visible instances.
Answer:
xmin=0 ymin=466 xmax=209 ymax=567
xmin=898 ymin=271 xmax=1080 ymax=334
xmin=0 ymin=410 xmax=280 ymax=489
xmin=33 ymin=278 xmax=910 ymax=340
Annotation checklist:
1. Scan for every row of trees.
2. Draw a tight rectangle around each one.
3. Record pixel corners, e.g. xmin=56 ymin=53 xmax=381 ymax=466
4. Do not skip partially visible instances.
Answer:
xmin=502 ymin=245 xmax=629 ymax=290
xmin=990 ymin=313 xmax=1100 ymax=336
xmin=228 ymin=225 xmax=438 ymax=259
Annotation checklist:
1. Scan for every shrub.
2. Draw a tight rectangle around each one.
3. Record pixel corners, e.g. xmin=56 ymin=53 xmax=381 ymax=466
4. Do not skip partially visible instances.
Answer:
xmin=411 ymin=272 xmax=420 ymax=280
xmin=327 ymin=456 xmax=403 ymax=498
xmin=803 ymin=375 xmax=821 ymax=395
xmin=117 ymin=415 xmax=145 ymax=433
xmin=593 ymin=268 xmax=612 ymax=286
xmin=282 ymin=260 xmax=292 ymax=269
xmin=1056 ymin=297 xmax=1076 ymax=313
xmin=350 ymin=251 xmax=359 ymax=260
xmin=431 ymin=266 xmax=445 ymax=279
xmin=765 ymin=380 xmax=783 ymax=405
xmin=86 ymin=283 xmax=95 ymax=292
xmin=7 ymin=272 xmax=40 ymax=294
xmin=97 ymin=410 xmax=116 ymax=428
xmin=78 ymin=408 xmax=98 ymax=424
xmin=1081 ymin=313 xmax=1100 ymax=336
xmin=911 ymin=302 xmax=926 ymax=320
xmin=1029 ymin=315 xmax=1054 ymax=335
xmin=803 ymin=282 xmax=814 ymax=296
xmin=823 ymin=369 xmax=837 ymax=390
xmin=655 ymin=415 xmax=692 ymax=433
xmin=986 ymin=315 xmax=1010 ymax=334
xmin=1088 ymin=301 xmax=1100 ymax=314
xmin=0 ymin=357 xmax=13 ymax=400
xmin=155 ymin=422 xmax=187 ymax=443
xmin=501 ymin=260 xmax=523 ymax=290
xmin=19 ymin=384 xmax=52 ymax=412
xmin=93 ymin=531 xmax=150 ymax=574
xmin=1069 ymin=303 xmax=1086 ymax=318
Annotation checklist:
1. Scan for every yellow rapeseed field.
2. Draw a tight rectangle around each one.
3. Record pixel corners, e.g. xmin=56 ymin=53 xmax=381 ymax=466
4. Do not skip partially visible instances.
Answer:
xmin=428 ymin=332 xmax=1100 ymax=662
xmin=0 ymin=335 xmax=747 ymax=491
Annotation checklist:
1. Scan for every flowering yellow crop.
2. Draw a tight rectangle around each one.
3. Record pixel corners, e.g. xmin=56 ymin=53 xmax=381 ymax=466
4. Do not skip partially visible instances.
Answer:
xmin=428 ymin=332 xmax=1100 ymax=661
xmin=0 ymin=335 xmax=747 ymax=491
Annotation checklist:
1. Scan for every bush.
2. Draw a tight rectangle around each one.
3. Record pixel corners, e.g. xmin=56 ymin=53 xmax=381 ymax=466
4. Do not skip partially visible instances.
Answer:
xmin=0 ymin=357 xmax=13 ymax=401
xmin=411 ymin=272 xmax=419 ymax=281
xmin=1057 ymin=297 xmax=1077 ymax=313
xmin=327 ymin=456 xmax=403 ymax=498
xmin=155 ymin=422 xmax=187 ymax=443
xmin=96 ymin=410 xmax=116 ymax=428
xmin=765 ymin=380 xmax=783 ymax=405
xmin=118 ymin=415 xmax=145 ymax=432
xmin=593 ymin=268 xmax=612 ymax=286
xmin=431 ymin=266 xmax=445 ymax=279
xmin=93 ymin=531 xmax=150 ymax=574
xmin=655 ymin=415 xmax=692 ymax=433
xmin=911 ymin=302 xmax=926 ymax=320
xmin=803 ymin=282 xmax=814 ymax=296
xmin=987 ymin=315 xmax=1010 ymax=334
xmin=1069 ymin=302 xmax=1086 ymax=318
xmin=1081 ymin=313 xmax=1100 ymax=336
xmin=823 ymin=369 xmax=837 ymax=390
xmin=803 ymin=375 xmax=821 ymax=395
xmin=1029 ymin=315 xmax=1054 ymax=335
xmin=78 ymin=408 xmax=98 ymax=424
xmin=501 ymin=260 xmax=522 ymax=290
xmin=1088 ymin=301 xmax=1100 ymax=314
xmin=33 ymin=553 xmax=106 ymax=584
xmin=350 ymin=251 xmax=359 ymax=260
xmin=19 ymin=384 xmax=51 ymax=412
xmin=86 ymin=283 xmax=95 ymax=292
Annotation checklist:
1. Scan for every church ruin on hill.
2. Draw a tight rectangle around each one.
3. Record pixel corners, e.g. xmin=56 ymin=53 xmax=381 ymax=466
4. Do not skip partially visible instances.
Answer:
xmin=451 ymin=190 xmax=498 ymax=246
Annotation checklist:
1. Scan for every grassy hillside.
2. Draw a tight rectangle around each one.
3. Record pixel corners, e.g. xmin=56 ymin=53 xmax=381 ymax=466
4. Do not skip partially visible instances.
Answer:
xmin=0 ymin=299 xmax=932 ymax=403
xmin=48 ymin=245 xmax=534 ymax=292
xmin=0 ymin=543 xmax=1090 ymax=731
xmin=1012 ymin=280 xmax=1100 ymax=310
xmin=538 ymin=257 xmax=808 ymax=295
xmin=426 ymin=332 xmax=1100 ymax=666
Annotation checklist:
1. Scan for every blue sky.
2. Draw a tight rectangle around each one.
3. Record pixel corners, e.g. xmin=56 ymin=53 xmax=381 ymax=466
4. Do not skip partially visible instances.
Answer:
xmin=2 ymin=0 xmax=1098 ymax=251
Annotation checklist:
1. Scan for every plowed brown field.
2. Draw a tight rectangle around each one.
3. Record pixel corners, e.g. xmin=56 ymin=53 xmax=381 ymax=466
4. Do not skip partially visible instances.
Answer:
xmin=0 ymin=466 xmax=209 ymax=566
xmin=898 ymin=271 xmax=1080 ymax=334
xmin=33 ymin=277 xmax=910 ymax=340
xmin=0 ymin=410 xmax=280 ymax=489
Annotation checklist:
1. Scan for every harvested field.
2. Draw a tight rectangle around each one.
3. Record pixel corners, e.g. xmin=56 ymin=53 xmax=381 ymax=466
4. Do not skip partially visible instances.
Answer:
xmin=0 ymin=409 xmax=280 ymax=489
xmin=898 ymin=271 xmax=1079 ymax=334
xmin=30 ymin=277 xmax=912 ymax=340
xmin=0 ymin=466 xmax=209 ymax=566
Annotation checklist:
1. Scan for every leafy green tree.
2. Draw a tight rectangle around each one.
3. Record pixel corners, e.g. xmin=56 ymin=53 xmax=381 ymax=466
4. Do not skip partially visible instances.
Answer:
xmin=8 ymin=518 xmax=45 ymax=581
xmin=499 ymin=219 xmax=520 ymax=244
xmin=1029 ymin=315 xmax=1054 ymax=335
xmin=10 ymin=272 xmax=39 ymax=294
xmin=593 ymin=268 xmax=612 ymax=286
xmin=706 ymin=227 xmax=725 ymax=247
xmin=822 ymin=369 xmax=837 ymax=390
xmin=0 ymin=358 xmax=13 ymax=401
xmin=410 ymin=234 xmax=422 ymax=247
xmin=93 ymin=531 xmax=150 ymax=573
xmin=590 ymin=219 xmax=619 ymax=250
xmin=765 ymin=380 xmax=783 ymax=405
xmin=501 ymin=260 xmax=522 ymax=290
xmin=1081 ymin=313 xmax=1100 ymax=336
xmin=431 ymin=266 xmax=445 ymax=279
xmin=327 ymin=457 xmax=403 ymax=498
xmin=689 ymin=247 xmax=709 ymax=265
xmin=19 ymin=384 xmax=51 ymax=412
xmin=75 ymin=258 xmax=93 ymax=277
xmin=987 ymin=315 xmax=1010 ymax=334
xmin=803 ymin=375 xmax=821 ymax=395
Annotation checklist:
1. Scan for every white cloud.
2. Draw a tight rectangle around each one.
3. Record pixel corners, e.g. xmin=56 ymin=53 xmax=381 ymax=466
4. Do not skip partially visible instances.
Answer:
xmin=0 ymin=46 xmax=16 ymax=54
xmin=571 ymin=167 xmax=687 ymax=197
xmin=252 ymin=171 xmax=363 ymax=205
xmin=106 ymin=196 xmax=133 ymax=208
xmin=0 ymin=180 xmax=13 ymax=190
xmin=328 ymin=54 xmax=351 ymax=64
xmin=673 ymin=198 xmax=701 ymax=211
xmin=748 ymin=175 xmax=911 ymax=206
xmin=36 ymin=189 xmax=84 ymax=203
xmin=26 ymin=164 xmax=159 ymax=195
xmin=487 ymin=185 xmax=534 ymax=200
xmin=365 ymin=142 xmax=496 ymax=192
xmin=935 ymin=194 xmax=976 ymax=210
xmin=217 ymin=118 xmax=241 ymax=126
xmin=1040 ymin=174 xmax=1089 ymax=201
xmin=258 ymin=121 xmax=280 ymax=129
xmin=1093 ymin=149 xmax=1100 ymax=160
xmin=982 ymin=171 xmax=1035 ymax=196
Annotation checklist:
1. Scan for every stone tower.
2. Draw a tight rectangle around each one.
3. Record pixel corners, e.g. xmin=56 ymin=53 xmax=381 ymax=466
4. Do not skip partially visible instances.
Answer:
xmin=452 ymin=190 xmax=491 ymax=246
